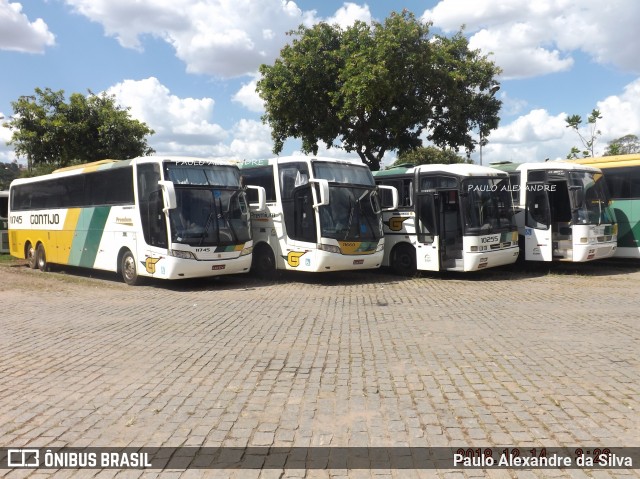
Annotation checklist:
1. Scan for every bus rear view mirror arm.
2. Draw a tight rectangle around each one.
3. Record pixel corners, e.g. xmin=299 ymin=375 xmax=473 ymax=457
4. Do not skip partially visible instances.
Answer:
xmin=378 ymin=184 xmax=399 ymax=211
xmin=158 ymin=180 xmax=177 ymax=211
xmin=310 ymin=179 xmax=330 ymax=208
xmin=246 ymin=185 xmax=267 ymax=212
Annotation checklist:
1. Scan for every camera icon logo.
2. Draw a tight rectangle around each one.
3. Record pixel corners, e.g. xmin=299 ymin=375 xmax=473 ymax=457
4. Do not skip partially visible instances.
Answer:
xmin=7 ymin=449 xmax=40 ymax=467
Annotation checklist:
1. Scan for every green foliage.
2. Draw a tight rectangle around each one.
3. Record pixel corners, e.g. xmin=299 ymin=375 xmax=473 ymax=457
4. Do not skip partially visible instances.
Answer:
xmin=4 ymin=88 xmax=155 ymax=172
xmin=391 ymin=146 xmax=470 ymax=166
xmin=257 ymin=10 xmax=502 ymax=171
xmin=604 ymin=134 xmax=640 ymax=156
xmin=0 ymin=161 xmax=21 ymax=190
xmin=565 ymin=108 xmax=602 ymax=159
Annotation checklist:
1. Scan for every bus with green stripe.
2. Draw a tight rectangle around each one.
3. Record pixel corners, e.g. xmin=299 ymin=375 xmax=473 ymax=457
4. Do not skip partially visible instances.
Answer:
xmin=239 ymin=156 xmax=397 ymax=278
xmin=566 ymin=153 xmax=640 ymax=258
xmin=8 ymin=156 xmax=265 ymax=285
xmin=373 ymin=164 xmax=519 ymax=274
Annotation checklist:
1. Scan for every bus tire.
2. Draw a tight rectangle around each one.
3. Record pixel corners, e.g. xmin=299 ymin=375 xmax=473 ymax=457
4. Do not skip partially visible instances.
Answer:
xmin=120 ymin=250 xmax=140 ymax=286
xmin=252 ymin=244 xmax=278 ymax=280
xmin=391 ymin=243 xmax=416 ymax=276
xmin=26 ymin=243 xmax=38 ymax=269
xmin=36 ymin=243 xmax=49 ymax=272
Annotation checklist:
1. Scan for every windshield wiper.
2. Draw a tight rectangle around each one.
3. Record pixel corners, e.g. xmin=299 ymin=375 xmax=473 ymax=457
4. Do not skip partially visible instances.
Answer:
xmin=217 ymin=195 xmax=238 ymax=243
xmin=199 ymin=202 xmax=217 ymax=246
xmin=343 ymin=196 xmax=355 ymax=240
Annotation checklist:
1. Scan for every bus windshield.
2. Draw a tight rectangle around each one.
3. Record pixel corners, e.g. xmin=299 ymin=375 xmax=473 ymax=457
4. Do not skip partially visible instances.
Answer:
xmin=169 ymin=188 xmax=250 ymax=246
xmin=165 ymin=162 xmax=242 ymax=187
xmin=318 ymin=186 xmax=382 ymax=242
xmin=313 ymin=162 xmax=375 ymax=186
xmin=568 ymin=171 xmax=615 ymax=225
xmin=462 ymin=177 xmax=515 ymax=235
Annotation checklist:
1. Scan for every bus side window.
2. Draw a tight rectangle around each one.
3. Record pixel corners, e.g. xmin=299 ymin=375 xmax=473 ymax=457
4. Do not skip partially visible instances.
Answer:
xmin=525 ymin=189 xmax=550 ymax=230
xmin=138 ymin=164 xmax=167 ymax=247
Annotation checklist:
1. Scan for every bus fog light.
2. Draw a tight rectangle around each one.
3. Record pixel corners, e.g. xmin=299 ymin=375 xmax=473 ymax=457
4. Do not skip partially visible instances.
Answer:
xmin=240 ymin=245 xmax=253 ymax=256
xmin=317 ymin=243 xmax=341 ymax=254
xmin=171 ymin=249 xmax=195 ymax=259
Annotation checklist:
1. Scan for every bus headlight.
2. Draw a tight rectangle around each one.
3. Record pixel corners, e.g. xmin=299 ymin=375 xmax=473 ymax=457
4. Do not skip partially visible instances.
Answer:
xmin=240 ymin=245 xmax=253 ymax=256
xmin=317 ymin=243 xmax=341 ymax=254
xmin=171 ymin=249 xmax=195 ymax=259
xmin=612 ymin=224 xmax=618 ymax=236
xmin=376 ymin=242 xmax=384 ymax=252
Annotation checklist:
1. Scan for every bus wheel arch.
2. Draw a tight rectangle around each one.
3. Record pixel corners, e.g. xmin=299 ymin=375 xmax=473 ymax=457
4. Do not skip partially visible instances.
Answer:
xmin=118 ymin=248 xmax=140 ymax=286
xmin=36 ymin=242 xmax=49 ymax=271
xmin=251 ymin=242 xmax=278 ymax=280
xmin=390 ymin=242 xmax=417 ymax=276
xmin=25 ymin=242 xmax=38 ymax=269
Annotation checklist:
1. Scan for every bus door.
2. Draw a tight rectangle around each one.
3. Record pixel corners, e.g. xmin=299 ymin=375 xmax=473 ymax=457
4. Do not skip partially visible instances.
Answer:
xmin=438 ymin=189 xmax=463 ymax=267
xmin=415 ymin=191 xmax=440 ymax=271
xmin=524 ymin=182 xmax=552 ymax=261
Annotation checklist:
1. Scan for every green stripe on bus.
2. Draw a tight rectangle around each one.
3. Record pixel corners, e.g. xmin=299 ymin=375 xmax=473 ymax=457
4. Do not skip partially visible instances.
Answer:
xmin=78 ymin=207 xmax=111 ymax=268
xmin=68 ymin=207 xmax=112 ymax=267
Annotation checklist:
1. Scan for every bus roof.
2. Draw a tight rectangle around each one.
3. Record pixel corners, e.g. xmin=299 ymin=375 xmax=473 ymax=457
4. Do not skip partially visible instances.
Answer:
xmin=375 ymin=163 xmax=508 ymax=178
xmin=10 ymin=156 xmax=236 ymax=187
xmin=240 ymin=155 xmax=367 ymax=169
xmin=563 ymin=153 xmax=640 ymax=169
xmin=490 ymin=160 xmax=601 ymax=173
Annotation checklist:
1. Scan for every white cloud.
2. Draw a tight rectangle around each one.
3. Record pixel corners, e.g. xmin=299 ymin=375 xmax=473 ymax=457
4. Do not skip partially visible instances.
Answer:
xmin=325 ymin=2 xmax=372 ymax=28
xmin=228 ymin=119 xmax=273 ymax=160
xmin=597 ymin=78 xmax=640 ymax=142
xmin=104 ymin=77 xmax=279 ymax=160
xmin=423 ymin=0 xmax=640 ymax=79
xmin=106 ymin=77 xmax=227 ymax=155
xmin=63 ymin=0 xmax=308 ymax=78
xmin=0 ymin=0 xmax=55 ymax=53
xmin=62 ymin=0 xmax=376 ymax=78
xmin=477 ymin=76 xmax=640 ymax=164
xmin=232 ymin=76 xmax=264 ymax=113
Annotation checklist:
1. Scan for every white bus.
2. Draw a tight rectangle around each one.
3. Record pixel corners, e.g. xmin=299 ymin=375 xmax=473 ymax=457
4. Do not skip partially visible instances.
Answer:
xmin=9 ymin=156 xmax=265 ymax=284
xmin=0 ymin=190 xmax=8 ymax=254
xmin=373 ymin=163 xmax=519 ymax=274
xmin=239 ymin=156 xmax=397 ymax=277
xmin=491 ymin=161 xmax=617 ymax=262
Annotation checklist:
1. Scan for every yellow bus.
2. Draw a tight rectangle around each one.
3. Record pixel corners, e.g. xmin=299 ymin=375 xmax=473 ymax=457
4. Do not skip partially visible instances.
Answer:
xmin=9 ymin=156 xmax=265 ymax=284
xmin=0 ymin=190 xmax=8 ymax=253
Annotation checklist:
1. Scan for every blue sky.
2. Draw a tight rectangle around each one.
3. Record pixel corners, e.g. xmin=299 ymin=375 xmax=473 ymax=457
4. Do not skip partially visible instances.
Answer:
xmin=1 ymin=0 xmax=639 ymax=168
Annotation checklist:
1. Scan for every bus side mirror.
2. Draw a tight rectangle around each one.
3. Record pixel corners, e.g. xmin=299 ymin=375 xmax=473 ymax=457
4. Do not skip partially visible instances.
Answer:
xmin=158 ymin=180 xmax=177 ymax=211
xmin=246 ymin=185 xmax=266 ymax=212
xmin=378 ymin=185 xmax=399 ymax=211
xmin=311 ymin=179 xmax=330 ymax=208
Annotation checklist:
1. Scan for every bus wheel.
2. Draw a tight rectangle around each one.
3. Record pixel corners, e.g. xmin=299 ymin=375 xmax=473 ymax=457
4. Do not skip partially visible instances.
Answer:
xmin=36 ymin=243 xmax=49 ymax=272
xmin=121 ymin=250 xmax=140 ymax=286
xmin=26 ymin=243 xmax=38 ymax=269
xmin=252 ymin=244 xmax=277 ymax=280
xmin=391 ymin=244 xmax=416 ymax=276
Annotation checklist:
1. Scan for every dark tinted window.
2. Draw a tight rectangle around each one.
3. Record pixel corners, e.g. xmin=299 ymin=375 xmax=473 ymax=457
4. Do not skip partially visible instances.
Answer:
xmin=241 ymin=166 xmax=276 ymax=203
xmin=10 ymin=166 xmax=134 ymax=211
xmin=602 ymin=167 xmax=640 ymax=199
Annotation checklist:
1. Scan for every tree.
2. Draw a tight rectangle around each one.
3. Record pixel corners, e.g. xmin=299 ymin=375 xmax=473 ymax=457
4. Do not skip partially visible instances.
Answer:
xmin=391 ymin=146 xmax=470 ymax=167
xmin=604 ymin=134 xmax=640 ymax=156
xmin=0 ymin=161 xmax=21 ymax=190
xmin=565 ymin=108 xmax=602 ymax=159
xmin=257 ymin=10 xmax=502 ymax=171
xmin=4 ymin=88 xmax=155 ymax=172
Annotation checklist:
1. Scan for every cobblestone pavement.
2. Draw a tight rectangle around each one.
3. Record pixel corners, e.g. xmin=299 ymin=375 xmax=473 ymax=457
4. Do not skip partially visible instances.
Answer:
xmin=0 ymin=259 xmax=638 ymax=479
